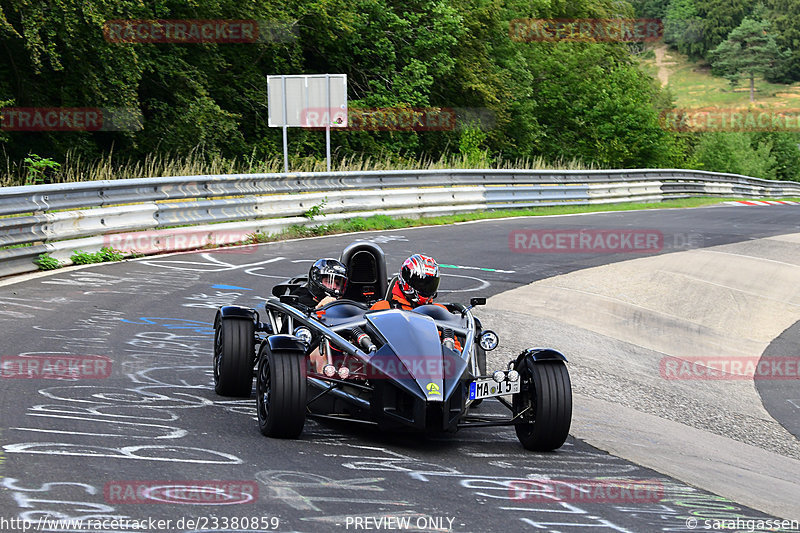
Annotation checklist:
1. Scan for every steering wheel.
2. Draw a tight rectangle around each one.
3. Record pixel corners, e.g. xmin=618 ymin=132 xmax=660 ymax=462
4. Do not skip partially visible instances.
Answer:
xmin=318 ymin=298 xmax=369 ymax=311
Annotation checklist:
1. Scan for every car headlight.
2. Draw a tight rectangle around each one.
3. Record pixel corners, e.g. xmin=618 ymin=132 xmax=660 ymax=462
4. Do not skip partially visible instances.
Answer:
xmin=479 ymin=330 xmax=499 ymax=351
xmin=492 ymin=370 xmax=506 ymax=383
xmin=507 ymin=370 xmax=520 ymax=382
xmin=293 ymin=326 xmax=313 ymax=345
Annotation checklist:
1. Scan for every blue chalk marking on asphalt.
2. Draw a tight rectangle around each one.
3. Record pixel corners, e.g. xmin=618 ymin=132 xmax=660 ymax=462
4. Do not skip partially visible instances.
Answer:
xmin=120 ymin=317 xmax=214 ymax=334
xmin=212 ymin=284 xmax=253 ymax=291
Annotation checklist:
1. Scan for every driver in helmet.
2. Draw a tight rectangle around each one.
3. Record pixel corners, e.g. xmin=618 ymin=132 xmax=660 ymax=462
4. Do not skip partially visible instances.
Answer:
xmin=301 ymin=258 xmax=349 ymax=309
xmin=303 ymin=259 xmax=348 ymax=374
xmin=371 ymin=254 xmax=440 ymax=311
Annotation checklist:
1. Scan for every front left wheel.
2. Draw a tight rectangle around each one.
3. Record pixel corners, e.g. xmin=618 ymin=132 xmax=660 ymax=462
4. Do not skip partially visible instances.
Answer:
xmin=512 ymin=356 xmax=572 ymax=451
xmin=213 ymin=314 xmax=255 ymax=397
xmin=257 ymin=345 xmax=307 ymax=438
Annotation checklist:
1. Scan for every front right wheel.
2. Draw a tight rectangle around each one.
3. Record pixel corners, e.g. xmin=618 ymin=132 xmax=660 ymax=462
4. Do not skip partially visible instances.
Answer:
xmin=256 ymin=345 xmax=307 ymax=438
xmin=512 ymin=356 xmax=572 ymax=451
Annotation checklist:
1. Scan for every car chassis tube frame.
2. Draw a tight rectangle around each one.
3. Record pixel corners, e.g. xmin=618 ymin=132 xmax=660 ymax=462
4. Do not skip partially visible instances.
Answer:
xmin=263 ymin=297 xmax=476 ymax=368
xmin=262 ymin=298 xmax=533 ymax=428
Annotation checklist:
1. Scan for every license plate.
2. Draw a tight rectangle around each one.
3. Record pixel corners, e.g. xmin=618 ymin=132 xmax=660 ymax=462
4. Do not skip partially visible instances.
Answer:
xmin=469 ymin=378 xmax=520 ymax=400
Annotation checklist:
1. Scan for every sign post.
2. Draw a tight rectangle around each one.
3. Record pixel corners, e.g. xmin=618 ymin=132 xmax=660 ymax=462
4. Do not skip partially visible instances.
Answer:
xmin=267 ymin=74 xmax=347 ymax=173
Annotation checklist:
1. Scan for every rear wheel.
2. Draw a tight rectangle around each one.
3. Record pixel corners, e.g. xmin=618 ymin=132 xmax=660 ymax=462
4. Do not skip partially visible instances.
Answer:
xmin=257 ymin=345 xmax=307 ymax=438
xmin=213 ymin=314 xmax=255 ymax=397
xmin=513 ymin=356 xmax=572 ymax=451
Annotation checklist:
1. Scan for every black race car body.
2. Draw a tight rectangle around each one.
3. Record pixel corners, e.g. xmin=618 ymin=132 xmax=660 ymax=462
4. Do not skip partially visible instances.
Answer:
xmin=213 ymin=241 xmax=573 ymax=451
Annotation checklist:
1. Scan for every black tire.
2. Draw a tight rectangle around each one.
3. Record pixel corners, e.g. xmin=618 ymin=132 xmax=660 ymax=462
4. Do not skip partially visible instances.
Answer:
xmin=213 ymin=314 xmax=255 ymax=397
xmin=257 ymin=345 xmax=307 ymax=438
xmin=513 ymin=357 xmax=572 ymax=451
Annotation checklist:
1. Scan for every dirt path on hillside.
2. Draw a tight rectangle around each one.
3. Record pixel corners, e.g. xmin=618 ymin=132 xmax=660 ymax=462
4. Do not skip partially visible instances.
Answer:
xmin=654 ymin=44 xmax=676 ymax=86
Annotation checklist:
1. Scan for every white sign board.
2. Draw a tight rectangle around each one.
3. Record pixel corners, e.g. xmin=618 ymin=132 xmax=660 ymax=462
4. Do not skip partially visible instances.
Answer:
xmin=267 ymin=74 xmax=347 ymax=127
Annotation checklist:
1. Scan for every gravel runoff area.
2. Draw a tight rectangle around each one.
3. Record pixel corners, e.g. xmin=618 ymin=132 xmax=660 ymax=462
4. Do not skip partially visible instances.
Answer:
xmin=482 ymin=307 xmax=800 ymax=461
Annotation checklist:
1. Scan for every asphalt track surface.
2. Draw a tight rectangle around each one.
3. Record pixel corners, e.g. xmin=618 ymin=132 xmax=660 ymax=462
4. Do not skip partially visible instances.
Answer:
xmin=759 ymin=321 xmax=800 ymax=440
xmin=1 ymin=204 xmax=799 ymax=533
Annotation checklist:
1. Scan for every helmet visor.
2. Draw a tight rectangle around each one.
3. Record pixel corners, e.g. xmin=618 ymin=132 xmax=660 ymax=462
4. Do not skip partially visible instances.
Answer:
xmin=414 ymin=274 xmax=440 ymax=298
xmin=321 ymin=273 xmax=347 ymax=294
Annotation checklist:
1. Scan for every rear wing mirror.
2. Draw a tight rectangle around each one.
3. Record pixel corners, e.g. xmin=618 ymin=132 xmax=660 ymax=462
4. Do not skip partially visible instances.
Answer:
xmin=470 ymin=297 xmax=486 ymax=307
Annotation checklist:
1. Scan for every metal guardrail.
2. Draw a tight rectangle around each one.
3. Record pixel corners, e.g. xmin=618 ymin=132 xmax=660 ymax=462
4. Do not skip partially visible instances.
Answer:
xmin=1 ymin=168 xmax=799 ymax=278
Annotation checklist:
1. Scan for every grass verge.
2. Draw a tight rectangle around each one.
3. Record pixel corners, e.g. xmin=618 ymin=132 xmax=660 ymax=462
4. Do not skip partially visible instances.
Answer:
xmin=246 ymin=196 xmax=780 ymax=242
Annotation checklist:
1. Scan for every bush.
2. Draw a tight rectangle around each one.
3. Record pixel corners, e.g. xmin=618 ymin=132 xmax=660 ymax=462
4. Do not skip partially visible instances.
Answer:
xmin=458 ymin=124 xmax=490 ymax=167
xmin=692 ymin=132 xmax=777 ymax=179
xmin=23 ymin=154 xmax=61 ymax=185
xmin=70 ymin=247 xmax=125 ymax=265
xmin=35 ymin=253 xmax=61 ymax=270
xmin=753 ymin=132 xmax=800 ymax=182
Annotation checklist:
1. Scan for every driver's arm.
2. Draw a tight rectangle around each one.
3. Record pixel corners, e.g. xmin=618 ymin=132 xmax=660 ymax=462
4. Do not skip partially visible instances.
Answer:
xmin=316 ymin=296 xmax=336 ymax=308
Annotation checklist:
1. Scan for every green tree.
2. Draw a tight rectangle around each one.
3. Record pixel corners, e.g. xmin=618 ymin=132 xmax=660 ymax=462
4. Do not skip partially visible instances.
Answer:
xmin=663 ymin=0 xmax=706 ymax=59
xmin=664 ymin=0 xmax=754 ymax=59
xmin=629 ymin=0 xmax=671 ymax=19
xmin=708 ymin=18 xmax=787 ymax=102
xmin=694 ymin=0 xmax=752 ymax=54
xmin=0 ymin=0 xmax=689 ymax=176
xmin=763 ymin=0 xmax=800 ymax=82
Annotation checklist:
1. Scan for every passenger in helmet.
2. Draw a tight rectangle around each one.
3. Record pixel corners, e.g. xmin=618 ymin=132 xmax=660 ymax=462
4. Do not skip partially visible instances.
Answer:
xmin=371 ymin=254 xmax=440 ymax=311
xmin=370 ymin=254 xmax=462 ymax=350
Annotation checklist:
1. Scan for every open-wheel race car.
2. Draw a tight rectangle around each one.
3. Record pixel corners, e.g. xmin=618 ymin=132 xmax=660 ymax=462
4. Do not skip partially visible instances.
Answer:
xmin=213 ymin=241 xmax=572 ymax=451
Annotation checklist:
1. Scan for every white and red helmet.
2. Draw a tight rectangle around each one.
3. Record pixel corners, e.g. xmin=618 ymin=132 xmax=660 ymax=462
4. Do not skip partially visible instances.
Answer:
xmin=398 ymin=254 xmax=439 ymax=305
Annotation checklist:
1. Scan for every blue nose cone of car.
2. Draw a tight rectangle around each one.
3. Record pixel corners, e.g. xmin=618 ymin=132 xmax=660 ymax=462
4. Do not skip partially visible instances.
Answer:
xmin=366 ymin=310 xmax=459 ymax=402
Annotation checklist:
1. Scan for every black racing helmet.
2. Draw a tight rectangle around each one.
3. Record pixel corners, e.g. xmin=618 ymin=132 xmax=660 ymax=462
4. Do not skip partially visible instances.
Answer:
xmin=308 ymin=258 xmax=348 ymax=300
